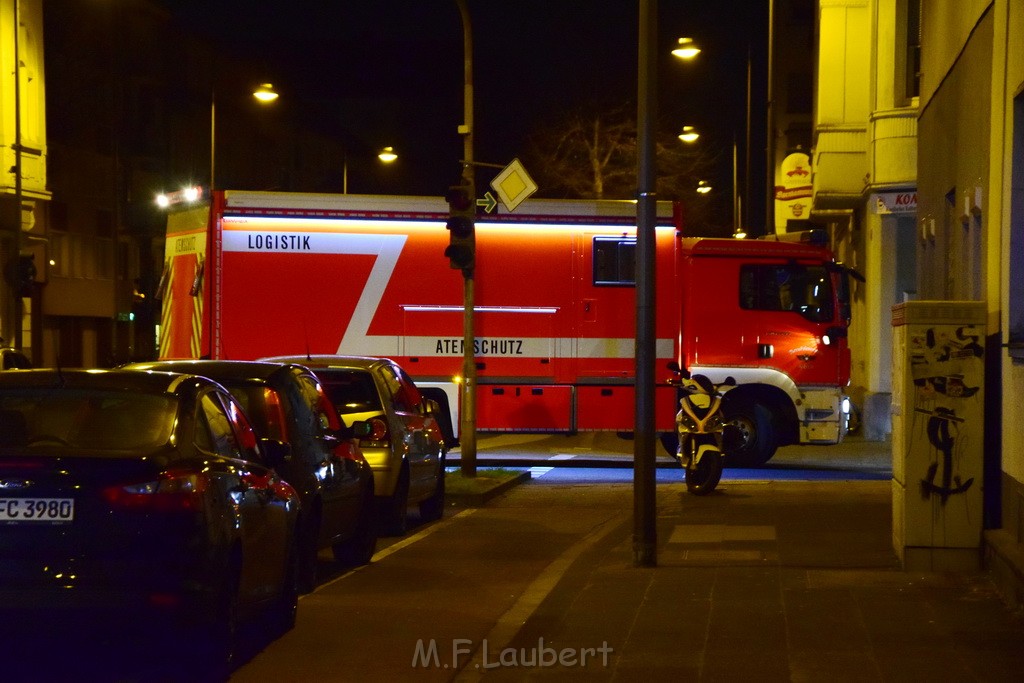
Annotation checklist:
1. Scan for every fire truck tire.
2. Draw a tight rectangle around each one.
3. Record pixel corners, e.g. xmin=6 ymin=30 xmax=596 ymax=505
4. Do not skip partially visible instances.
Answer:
xmin=725 ymin=402 xmax=777 ymax=467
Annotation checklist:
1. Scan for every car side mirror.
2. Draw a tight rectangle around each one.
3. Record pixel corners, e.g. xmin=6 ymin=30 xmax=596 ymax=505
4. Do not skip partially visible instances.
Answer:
xmin=259 ymin=438 xmax=291 ymax=468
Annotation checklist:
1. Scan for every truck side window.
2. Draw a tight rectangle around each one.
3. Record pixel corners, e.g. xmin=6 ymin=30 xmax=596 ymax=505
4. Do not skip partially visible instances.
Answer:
xmin=593 ymin=237 xmax=635 ymax=286
xmin=739 ymin=264 xmax=835 ymax=323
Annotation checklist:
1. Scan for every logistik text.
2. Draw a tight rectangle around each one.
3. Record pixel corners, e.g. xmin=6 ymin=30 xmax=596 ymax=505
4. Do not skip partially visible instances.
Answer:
xmin=247 ymin=234 xmax=311 ymax=250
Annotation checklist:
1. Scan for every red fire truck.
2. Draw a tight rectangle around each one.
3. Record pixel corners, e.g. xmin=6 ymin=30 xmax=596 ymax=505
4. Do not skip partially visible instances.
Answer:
xmin=158 ymin=190 xmax=854 ymax=466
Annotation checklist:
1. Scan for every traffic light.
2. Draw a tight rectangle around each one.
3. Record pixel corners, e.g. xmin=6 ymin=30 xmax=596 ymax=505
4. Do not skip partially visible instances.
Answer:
xmin=4 ymin=253 xmax=36 ymax=299
xmin=444 ymin=184 xmax=475 ymax=273
xmin=14 ymin=255 xmax=36 ymax=297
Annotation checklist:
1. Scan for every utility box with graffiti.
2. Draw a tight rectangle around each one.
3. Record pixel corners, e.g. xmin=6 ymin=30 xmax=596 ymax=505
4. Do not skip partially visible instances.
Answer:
xmin=891 ymin=301 xmax=985 ymax=571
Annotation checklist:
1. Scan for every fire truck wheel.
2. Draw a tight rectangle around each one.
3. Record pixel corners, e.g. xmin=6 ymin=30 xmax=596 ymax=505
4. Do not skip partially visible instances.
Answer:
xmin=725 ymin=402 xmax=776 ymax=467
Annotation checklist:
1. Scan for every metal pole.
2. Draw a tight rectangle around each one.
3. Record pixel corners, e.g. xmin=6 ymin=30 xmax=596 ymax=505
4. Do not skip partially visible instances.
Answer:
xmin=744 ymin=48 xmax=752 ymax=231
xmin=456 ymin=0 xmax=477 ymax=476
xmin=634 ymin=0 xmax=657 ymax=567
xmin=210 ymin=94 xmax=215 ymax=195
xmin=766 ymin=0 xmax=775 ymax=234
xmin=732 ymin=138 xmax=739 ymax=230
xmin=13 ymin=0 xmax=23 ymax=350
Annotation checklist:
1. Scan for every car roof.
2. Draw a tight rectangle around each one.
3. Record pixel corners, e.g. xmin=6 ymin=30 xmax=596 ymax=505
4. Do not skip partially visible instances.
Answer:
xmin=260 ymin=355 xmax=389 ymax=371
xmin=124 ymin=359 xmax=309 ymax=383
xmin=0 ymin=367 xmax=208 ymax=396
xmin=0 ymin=347 xmax=31 ymax=369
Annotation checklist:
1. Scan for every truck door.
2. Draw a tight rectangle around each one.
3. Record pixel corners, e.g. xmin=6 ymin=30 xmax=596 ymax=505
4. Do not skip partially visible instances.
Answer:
xmin=737 ymin=262 xmax=846 ymax=386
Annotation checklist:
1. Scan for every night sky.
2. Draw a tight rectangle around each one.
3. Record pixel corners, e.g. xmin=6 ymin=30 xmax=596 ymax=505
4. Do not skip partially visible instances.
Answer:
xmin=157 ymin=0 xmax=766 ymax=225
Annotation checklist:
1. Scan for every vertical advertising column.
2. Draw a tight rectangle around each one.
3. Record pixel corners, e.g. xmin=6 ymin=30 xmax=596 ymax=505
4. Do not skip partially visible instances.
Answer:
xmin=891 ymin=301 xmax=986 ymax=571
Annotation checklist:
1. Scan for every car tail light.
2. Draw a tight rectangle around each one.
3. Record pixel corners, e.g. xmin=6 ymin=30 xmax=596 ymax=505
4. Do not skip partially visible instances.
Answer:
xmin=362 ymin=417 xmax=390 ymax=445
xmin=264 ymin=387 xmax=290 ymax=442
xmin=102 ymin=470 xmax=209 ymax=512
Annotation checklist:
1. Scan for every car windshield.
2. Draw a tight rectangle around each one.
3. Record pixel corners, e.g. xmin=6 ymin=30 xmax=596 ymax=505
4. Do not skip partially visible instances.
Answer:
xmin=0 ymin=390 xmax=177 ymax=453
xmin=321 ymin=370 xmax=382 ymax=414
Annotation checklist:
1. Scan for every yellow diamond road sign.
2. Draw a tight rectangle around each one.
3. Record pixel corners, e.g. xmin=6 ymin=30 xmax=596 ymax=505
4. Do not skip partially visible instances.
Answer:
xmin=490 ymin=158 xmax=537 ymax=212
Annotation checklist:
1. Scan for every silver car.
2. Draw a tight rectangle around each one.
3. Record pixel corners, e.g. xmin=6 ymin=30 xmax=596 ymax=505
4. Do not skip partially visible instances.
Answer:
xmin=263 ymin=355 xmax=446 ymax=535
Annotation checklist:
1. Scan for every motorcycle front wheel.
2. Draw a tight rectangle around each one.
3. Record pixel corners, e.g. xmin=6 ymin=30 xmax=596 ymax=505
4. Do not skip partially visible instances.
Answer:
xmin=685 ymin=452 xmax=723 ymax=495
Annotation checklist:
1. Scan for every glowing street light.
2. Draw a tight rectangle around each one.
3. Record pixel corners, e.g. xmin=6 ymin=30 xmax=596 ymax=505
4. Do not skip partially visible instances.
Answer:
xmin=696 ymin=180 xmax=712 ymax=194
xmin=210 ymin=82 xmax=279 ymax=194
xmin=252 ymin=83 xmax=279 ymax=103
xmin=678 ymin=125 xmax=699 ymax=143
xmin=671 ymin=37 xmax=701 ymax=60
xmin=343 ymin=147 xmax=399 ymax=193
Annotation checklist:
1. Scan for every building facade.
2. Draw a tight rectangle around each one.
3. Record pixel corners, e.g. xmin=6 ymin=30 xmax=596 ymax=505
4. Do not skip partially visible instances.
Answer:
xmin=809 ymin=0 xmax=1024 ymax=605
xmin=0 ymin=0 xmax=48 ymax=356
xmin=808 ymin=0 xmax=919 ymax=440
xmin=916 ymin=0 xmax=1024 ymax=607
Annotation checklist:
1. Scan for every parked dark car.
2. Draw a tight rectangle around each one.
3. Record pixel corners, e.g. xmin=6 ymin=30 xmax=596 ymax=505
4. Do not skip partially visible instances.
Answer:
xmin=0 ymin=368 xmax=300 ymax=677
xmin=126 ymin=360 xmax=378 ymax=592
xmin=0 ymin=346 xmax=32 ymax=371
xmin=262 ymin=355 xmax=446 ymax=536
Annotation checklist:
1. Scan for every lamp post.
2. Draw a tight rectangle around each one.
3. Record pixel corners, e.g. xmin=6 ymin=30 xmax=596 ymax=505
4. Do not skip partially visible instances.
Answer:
xmin=11 ymin=0 xmax=24 ymax=351
xmin=210 ymin=82 xmax=278 ymax=196
xmin=455 ymin=0 xmax=477 ymax=477
xmin=634 ymin=0 xmax=659 ymax=567
xmin=343 ymin=147 xmax=398 ymax=194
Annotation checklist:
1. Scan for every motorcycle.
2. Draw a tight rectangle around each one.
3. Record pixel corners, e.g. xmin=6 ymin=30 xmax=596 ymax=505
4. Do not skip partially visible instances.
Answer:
xmin=670 ymin=370 xmax=737 ymax=495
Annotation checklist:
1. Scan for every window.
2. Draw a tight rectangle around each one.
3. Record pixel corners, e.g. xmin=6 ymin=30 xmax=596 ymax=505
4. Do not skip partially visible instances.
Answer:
xmin=323 ymin=370 xmax=382 ymax=414
xmin=380 ymin=364 xmax=416 ymax=413
xmin=739 ymin=264 xmax=835 ymax=322
xmin=897 ymin=0 xmax=922 ymax=104
xmin=196 ymin=392 xmax=243 ymax=459
xmin=297 ymin=373 xmax=334 ymax=433
xmin=593 ymin=237 xmax=635 ymax=286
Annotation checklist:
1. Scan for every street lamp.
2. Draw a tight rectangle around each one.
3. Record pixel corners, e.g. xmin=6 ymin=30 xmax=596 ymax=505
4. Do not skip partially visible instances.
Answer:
xmin=678 ymin=125 xmax=699 ymax=143
xmin=252 ymin=83 xmax=279 ymax=103
xmin=210 ymin=82 xmax=278 ymax=195
xmin=671 ymin=37 xmax=701 ymax=60
xmin=342 ymin=147 xmax=399 ymax=194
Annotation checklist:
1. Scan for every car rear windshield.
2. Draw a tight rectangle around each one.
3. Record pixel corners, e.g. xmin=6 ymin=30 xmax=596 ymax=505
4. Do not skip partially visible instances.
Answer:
xmin=321 ymin=370 xmax=382 ymax=413
xmin=0 ymin=390 xmax=177 ymax=452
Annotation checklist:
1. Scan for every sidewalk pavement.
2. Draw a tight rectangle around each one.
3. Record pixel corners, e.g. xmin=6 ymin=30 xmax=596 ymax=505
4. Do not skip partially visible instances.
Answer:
xmin=448 ymin=433 xmax=893 ymax=473
xmin=446 ymin=452 xmax=1024 ymax=681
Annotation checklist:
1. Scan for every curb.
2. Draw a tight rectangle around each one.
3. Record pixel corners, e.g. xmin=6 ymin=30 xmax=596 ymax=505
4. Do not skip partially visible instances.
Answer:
xmin=447 ymin=471 xmax=533 ymax=507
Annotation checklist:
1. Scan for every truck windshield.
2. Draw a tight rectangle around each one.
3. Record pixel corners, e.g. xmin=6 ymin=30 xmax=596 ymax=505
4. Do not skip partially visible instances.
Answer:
xmin=739 ymin=264 xmax=835 ymax=323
